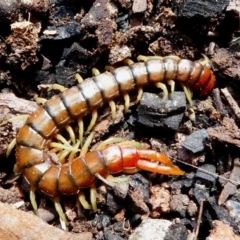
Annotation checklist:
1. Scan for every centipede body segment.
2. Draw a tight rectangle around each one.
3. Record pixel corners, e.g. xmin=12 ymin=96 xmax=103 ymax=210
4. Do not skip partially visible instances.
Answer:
xmin=14 ymin=56 xmax=216 ymax=226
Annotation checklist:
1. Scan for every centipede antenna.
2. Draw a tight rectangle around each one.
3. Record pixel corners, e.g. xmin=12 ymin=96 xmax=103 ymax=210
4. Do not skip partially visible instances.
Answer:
xmin=176 ymin=159 xmax=240 ymax=186
xmin=86 ymin=109 xmax=98 ymax=133
xmin=80 ymin=131 xmax=94 ymax=157
xmin=155 ymin=82 xmax=169 ymax=101
xmin=65 ymin=125 xmax=76 ymax=145
xmin=123 ymin=93 xmax=130 ymax=113
xmin=78 ymin=191 xmax=92 ymax=210
xmin=6 ymin=138 xmax=16 ymax=157
xmin=108 ymin=100 xmax=117 ymax=120
xmin=53 ymin=196 xmax=69 ymax=230
xmin=78 ymin=119 xmax=84 ymax=147
xmin=90 ymin=185 xmax=97 ymax=212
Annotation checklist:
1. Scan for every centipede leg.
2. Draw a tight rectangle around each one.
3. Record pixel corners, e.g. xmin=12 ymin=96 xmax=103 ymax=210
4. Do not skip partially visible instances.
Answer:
xmin=65 ymin=125 xmax=76 ymax=145
xmin=78 ymin=191 xmax=92 ymax=210
xmin=155 ymin=82 xmax=169 ymax=101
xmin=30 ymin=186 xmax=38 ymax=215
xmin=80 ymin=131 xmax=95 ymax=157
xmin=135 ymin=88 xmax=143 ymax=104
xmin=181 ymin=83 xmax=193 ymax=105
xmin=35 ymin=97 xmax=47 ymax=105
xmin=53 ymin=196 xmax=69 ymax=230
xmin=90 ymin=185 xmax=97 ymax=212
xmin=75 ymin=73 xmax=84 ymax=84
xmin=48 ymin=83 xmax=67 ymax=92
xmin=78 ymin=119 xmax=84 ymax=147
xmin=6 ymin=138 xmax=16 ymax=157
xmin=108 ymin=100 xmax=117 ymax=120
xmin=123 ymin=93 xmax=130 ymax=113
xmin=167 ymin=80 xmax=175 ymax=96
xmin=86 ymin=109 xmax=98 ymax=133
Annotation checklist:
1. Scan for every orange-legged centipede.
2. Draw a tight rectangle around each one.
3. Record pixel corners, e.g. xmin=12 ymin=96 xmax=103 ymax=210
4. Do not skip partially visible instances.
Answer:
xmin=14 ymin=55 xmax=215 ymax=227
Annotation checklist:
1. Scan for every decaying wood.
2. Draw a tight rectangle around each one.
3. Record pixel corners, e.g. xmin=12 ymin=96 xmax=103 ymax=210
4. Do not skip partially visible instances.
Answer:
xmin=0 ymin=202 xmax=92 ymax=240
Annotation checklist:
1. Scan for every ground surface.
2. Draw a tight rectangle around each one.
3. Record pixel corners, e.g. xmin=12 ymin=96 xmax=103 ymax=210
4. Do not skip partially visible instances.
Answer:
xmin=0 ymin=0 xmax=240 ymax=239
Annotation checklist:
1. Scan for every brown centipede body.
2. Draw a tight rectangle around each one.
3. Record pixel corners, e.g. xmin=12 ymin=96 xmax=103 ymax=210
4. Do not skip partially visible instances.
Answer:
xmin=14 ymin=55 xmax=216 ymax=227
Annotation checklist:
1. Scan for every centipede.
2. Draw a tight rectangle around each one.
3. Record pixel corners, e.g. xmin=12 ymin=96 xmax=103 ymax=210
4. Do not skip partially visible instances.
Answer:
xmin=13 ymin=55 xmax=215 ymax=228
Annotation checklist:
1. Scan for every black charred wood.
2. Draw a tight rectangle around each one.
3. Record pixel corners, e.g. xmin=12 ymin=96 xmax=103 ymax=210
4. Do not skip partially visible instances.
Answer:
xmin=164 ymin=223 xmax=188 ymax=240
xmin=180 ymin=0 xmax=230 ymax=18
xmin=195 ymin=164 xmax=217 ymax=185
xmin=182 ymin=129 xmax=209 ymax=154
xmin=136 ymin=92 xmax=186 ymax=132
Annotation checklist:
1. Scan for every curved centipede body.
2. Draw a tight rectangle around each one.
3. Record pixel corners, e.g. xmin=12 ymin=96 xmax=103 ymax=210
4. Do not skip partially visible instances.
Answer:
xmin=15 ymin=56 xmax=215 ymax=226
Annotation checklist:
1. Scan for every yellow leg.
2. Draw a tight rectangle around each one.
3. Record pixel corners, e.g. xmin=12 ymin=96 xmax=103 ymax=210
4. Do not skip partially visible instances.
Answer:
xmin=78 ymin=119 xmax=84 ymax=147
xmin=105 ymin=65 xmax=115 ymax=71
xmin=35 ymin=97 xmax=47 ymax=105
xmin=53 ymin=196 xmax=68 ymax=230
xmin=199 ymin=54 xmax=211 ymax=67
xmin=181 ymin=83 xmax=193 ymax=105
xmin=167 ymin=79 xmax=175 ymax=96
xmin=75 ymin=73 xmax=83 ymax=84
xmin=65 ymin=125 xmax=75 ymax=145
xmin=123 ymin=93 xmax=130 ymax=113
xmin=108 ymin=100 xmax=117 ymax=120
xmin=6 ymin=138 xmax=16 ymax=157
xmin=155 ymin=82 xmax=168 ymax=101
xmin=30 ymin=186 xmax=38 ymax=215
xmin=80 ymin=131 xmax=95 ymax=157
xmin=106 ymin=175 xmax=130 ymax=183
xmin=135 ymin=88 xmax=143 ymax=104
xmin=92 ymin=68 xmax=101 ymax=76
xmin=86 ymin=109 xmax=98 ymax=133
xmin=123 ymin=58 xmax=134 ymax=66
xmin=48 ymin=83 xmax=66 ymax=92
xmin=78 ymin=191 xmax=92 ymax=210
xmin=68 ymin=140 xmax=80 ymax=163
xmin=0 ymin=114 xmax=29 ymax=127
xmin=90 ymin=186 xmax=97 ymax=212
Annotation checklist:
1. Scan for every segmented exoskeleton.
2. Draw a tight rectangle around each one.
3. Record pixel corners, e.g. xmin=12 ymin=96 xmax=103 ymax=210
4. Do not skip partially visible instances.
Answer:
xmin=14 ymin=55 xmax=215 ymax=228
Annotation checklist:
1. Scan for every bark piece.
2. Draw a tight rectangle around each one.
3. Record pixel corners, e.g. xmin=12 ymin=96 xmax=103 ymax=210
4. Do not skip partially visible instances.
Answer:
xmin=0 ymin=202 xmax=92 ymax=240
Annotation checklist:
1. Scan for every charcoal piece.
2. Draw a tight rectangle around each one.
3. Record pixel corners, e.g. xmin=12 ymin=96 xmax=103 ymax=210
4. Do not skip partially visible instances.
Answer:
xmin=226 ymin=200 xmax=240 ymax=219
xmin=207 ymin=197 xmax=239 ymax=232
xmin=106 ymin=192 xmax=120 ymax=215
xmin=180 ymin=0 xmax=230 ymax=18
xmin=164 ymin=223 xmax=188 ymax=240
xmin=113 ymin=221 xmax=124 ymax=232
xmin=195 ymin=164 xmax=217 ymax=185
xmin=129 ymin=173 xmax=150 ymax=202
xmin=137 ymin=92 xmax=186 ymax=131
xmin=55 ymin=21 xmax=82 ymax=40
xmin=104 ymin=230 xmax=125 ymax=240
xmin=182 ymin=129 xmax=209 ymax=153
xmin=193 ymin=184 xmax=209 ymax=205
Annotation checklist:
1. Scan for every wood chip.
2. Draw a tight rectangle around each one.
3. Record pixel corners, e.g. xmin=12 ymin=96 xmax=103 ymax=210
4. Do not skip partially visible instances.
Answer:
xmin=0 ymin=202 xmax=92 ymax=240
